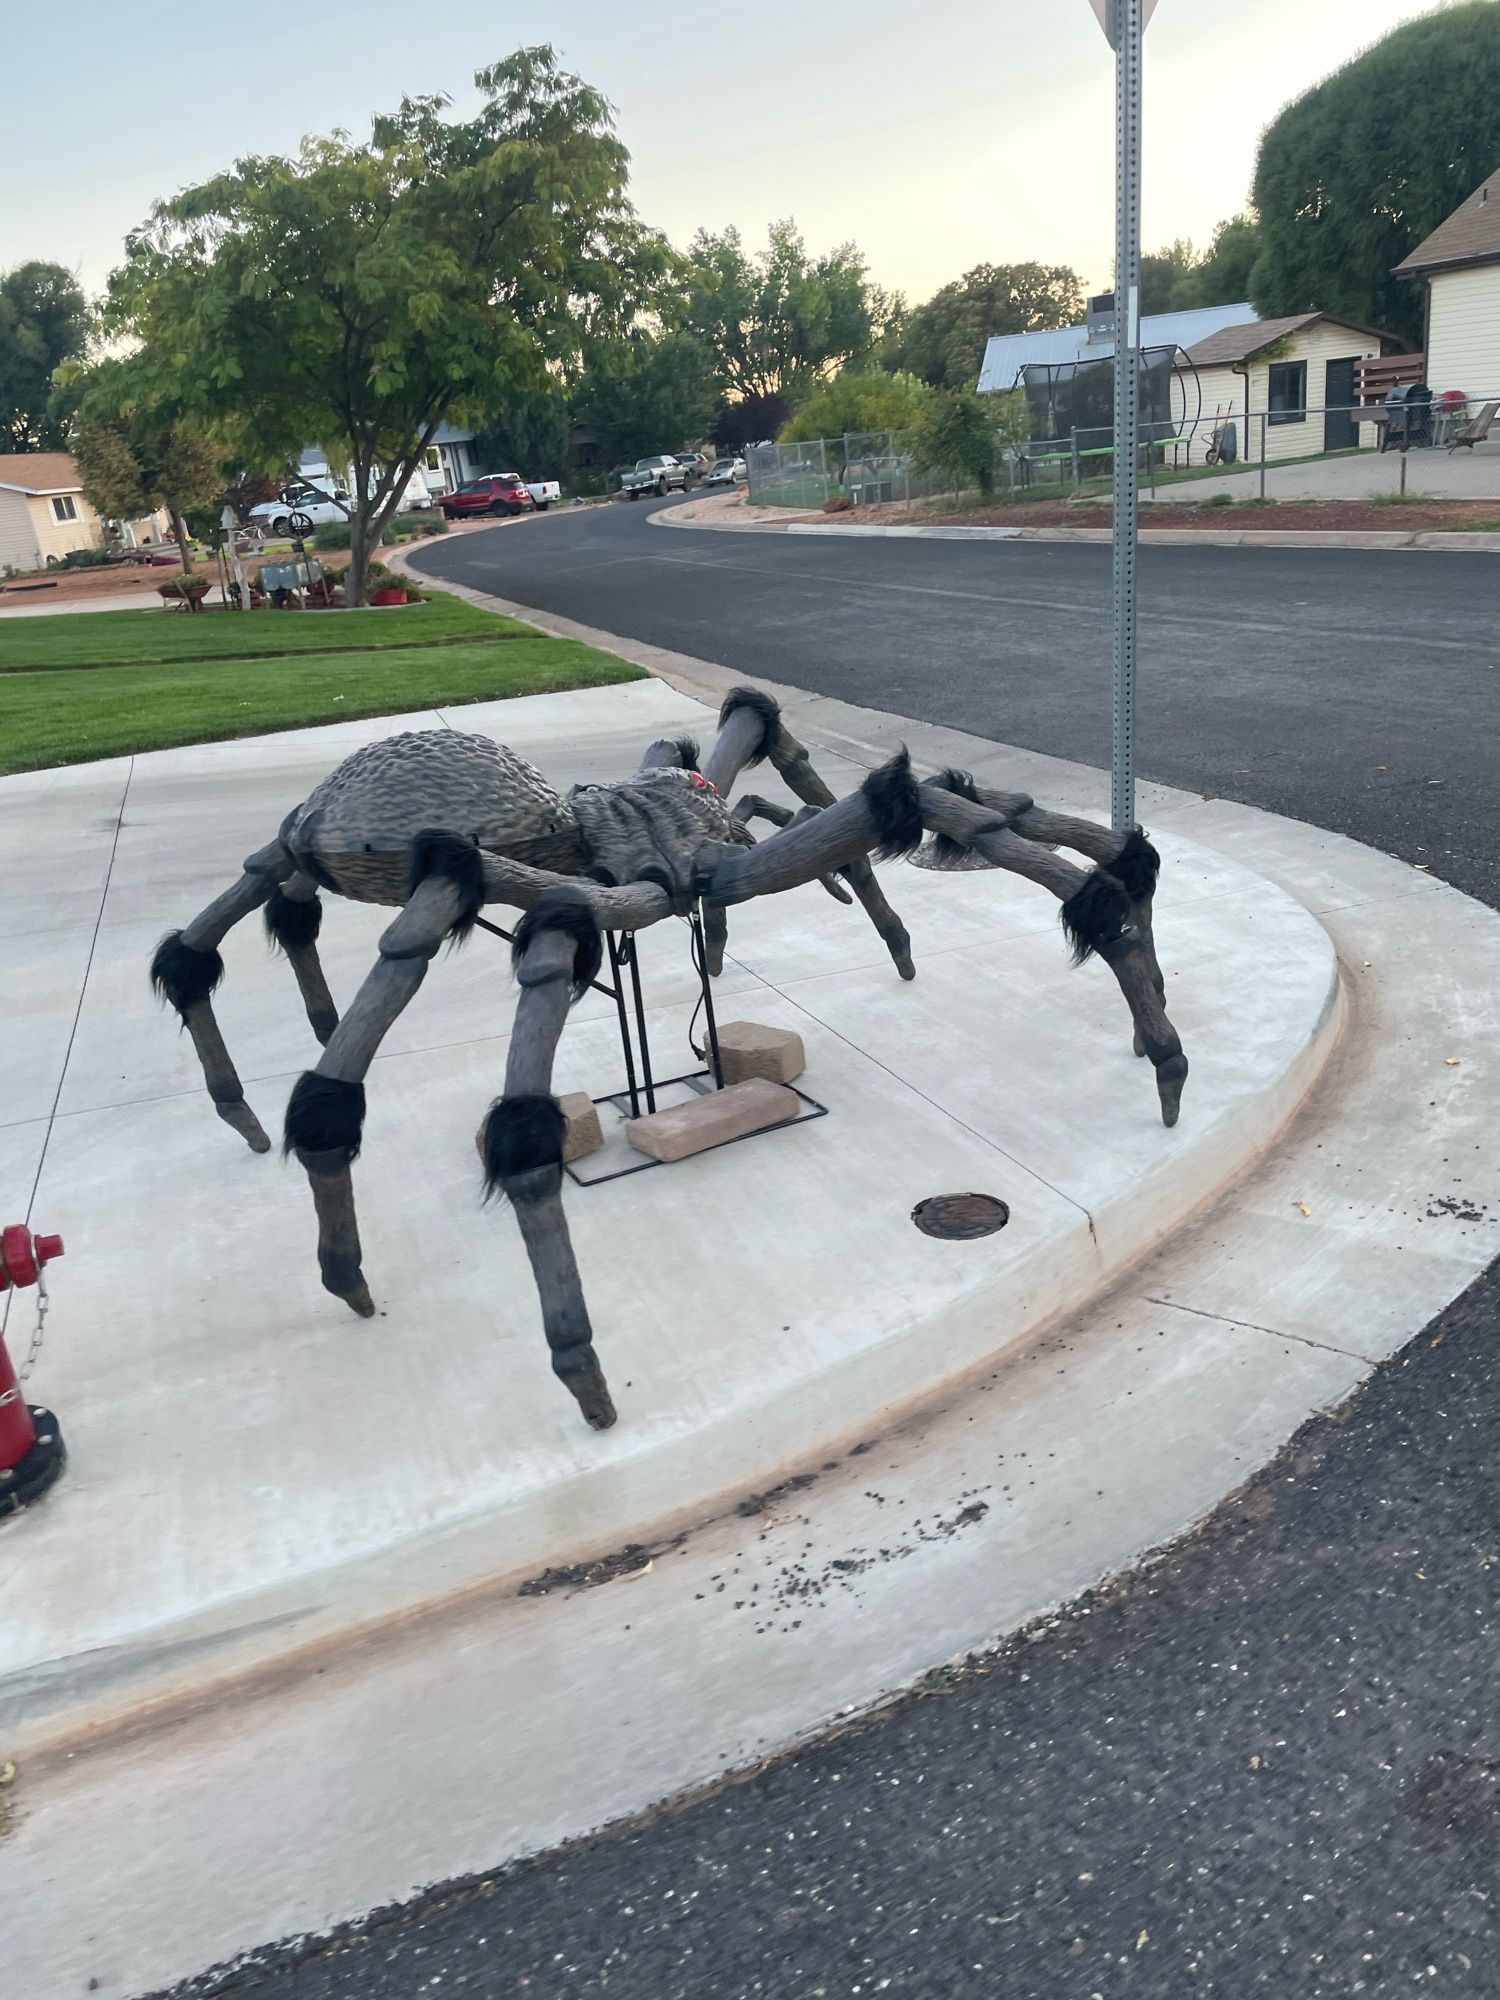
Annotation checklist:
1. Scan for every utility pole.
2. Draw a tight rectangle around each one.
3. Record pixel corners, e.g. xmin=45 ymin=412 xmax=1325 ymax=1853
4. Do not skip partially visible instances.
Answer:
xmin=1089 ymin=0 xmax=1155 ymax=829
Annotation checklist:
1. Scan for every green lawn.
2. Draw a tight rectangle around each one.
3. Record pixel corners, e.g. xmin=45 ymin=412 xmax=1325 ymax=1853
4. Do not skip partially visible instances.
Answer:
xmin=0 ymin=594 xmax=530 ymax=673
xmin=0 ymin=625 xmax=642 ymax=775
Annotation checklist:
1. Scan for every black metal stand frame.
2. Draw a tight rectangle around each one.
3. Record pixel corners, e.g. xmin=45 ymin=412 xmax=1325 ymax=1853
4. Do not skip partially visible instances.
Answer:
xmin=472 ymin=908 xmax=827 ymax=1187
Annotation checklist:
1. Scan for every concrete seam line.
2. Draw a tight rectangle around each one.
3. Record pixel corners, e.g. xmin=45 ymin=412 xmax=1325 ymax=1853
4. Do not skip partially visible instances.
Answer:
xmin=1143 ymin=1293 xmax=1369 ymax=1361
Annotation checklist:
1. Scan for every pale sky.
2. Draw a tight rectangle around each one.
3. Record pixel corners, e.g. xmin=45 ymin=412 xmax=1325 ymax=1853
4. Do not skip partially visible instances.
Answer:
xmin=2 ymin=0 xmax=1456 ymax=305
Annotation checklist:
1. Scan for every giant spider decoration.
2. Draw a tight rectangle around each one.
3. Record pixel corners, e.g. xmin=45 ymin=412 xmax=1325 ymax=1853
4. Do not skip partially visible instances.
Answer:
xmin=152 ymin=687 xmax=1187 ymax=1431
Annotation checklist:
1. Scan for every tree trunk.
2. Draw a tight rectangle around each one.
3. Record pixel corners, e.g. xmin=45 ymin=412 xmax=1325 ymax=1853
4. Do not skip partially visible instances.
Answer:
xmin=170 ymin=507 xmax=195 ymax=572
xmin=347 ymin=512 xmax=372 ymax=608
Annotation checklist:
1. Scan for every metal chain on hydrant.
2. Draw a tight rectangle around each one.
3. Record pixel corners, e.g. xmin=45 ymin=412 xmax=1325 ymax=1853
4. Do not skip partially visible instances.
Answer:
xmin=17 ymin=1262 xmax=50 ymax=1385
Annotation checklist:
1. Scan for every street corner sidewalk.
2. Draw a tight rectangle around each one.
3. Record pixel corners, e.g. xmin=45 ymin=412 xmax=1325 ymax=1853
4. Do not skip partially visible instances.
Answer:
xmin=7 ymin=665 xmax=1500 ymax=2000
xmin=2 ymin=673 xmax=1336 ymax=1765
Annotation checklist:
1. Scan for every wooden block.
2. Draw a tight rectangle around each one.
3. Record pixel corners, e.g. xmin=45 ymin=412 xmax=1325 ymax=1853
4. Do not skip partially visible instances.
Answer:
xmin=716 ymin=1020 xmax=807 ymax=1086
xmin=625 ymin=1078 xmax=800 ymax=1163
xmin=473 ymin=1092 xmax=603 ymax=1166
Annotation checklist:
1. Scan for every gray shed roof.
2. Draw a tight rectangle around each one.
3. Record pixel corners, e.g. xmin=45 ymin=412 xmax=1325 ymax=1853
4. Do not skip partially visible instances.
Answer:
xmin=977 ymin=301 xmax=1256 ymax=392
xmin=1183 ymin=311 xmax=1401 ymax=367
xmin=1394 ymin=165 xmax=1500 ymax=276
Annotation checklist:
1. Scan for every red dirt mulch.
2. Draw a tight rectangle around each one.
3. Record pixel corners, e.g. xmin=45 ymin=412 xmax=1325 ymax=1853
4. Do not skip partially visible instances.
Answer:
xmin=833 ymin=499 xmax=1500 ymax=534
xmin=0 ymin=560 xmax=188 ymax=607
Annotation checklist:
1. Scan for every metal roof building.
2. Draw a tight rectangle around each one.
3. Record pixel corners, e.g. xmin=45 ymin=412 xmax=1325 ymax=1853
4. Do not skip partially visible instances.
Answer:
xmin=977 ymin=301 xmax=1258 ymax=393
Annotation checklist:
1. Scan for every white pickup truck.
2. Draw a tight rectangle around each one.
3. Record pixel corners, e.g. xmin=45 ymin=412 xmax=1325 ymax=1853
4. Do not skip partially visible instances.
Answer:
xmin=250 ymin=469 xmax=431 ymax=535
xmin=620 ymin=455 xmax=694 ymax=499
xmin=249 ymin=481 xmax=350 ymax=535
xmin=525 ymin=480 xmax=561 ymax=512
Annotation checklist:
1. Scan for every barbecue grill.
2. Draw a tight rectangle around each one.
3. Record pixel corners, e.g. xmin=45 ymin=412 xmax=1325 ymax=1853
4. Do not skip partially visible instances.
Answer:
xmin=1381 ymin=380 xmax=1433 ymax=451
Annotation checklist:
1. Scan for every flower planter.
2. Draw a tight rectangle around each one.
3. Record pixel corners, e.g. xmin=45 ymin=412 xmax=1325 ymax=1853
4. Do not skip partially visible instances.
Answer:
xmin=370 ymin=587 xmax=409 ymax=606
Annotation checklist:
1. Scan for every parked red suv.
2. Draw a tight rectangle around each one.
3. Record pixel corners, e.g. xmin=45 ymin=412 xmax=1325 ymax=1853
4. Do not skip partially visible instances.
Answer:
xmin=440 ymin=474 xmax=534 ymax=519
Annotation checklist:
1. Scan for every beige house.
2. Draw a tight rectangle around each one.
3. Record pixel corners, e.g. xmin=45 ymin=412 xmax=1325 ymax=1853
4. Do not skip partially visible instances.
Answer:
xmin=1172 ymin=313 xmax=1404 ymax=465
xmin=0 ymin=453 xmax=165 ymax=576
xmin=1393 ymin=165 xmax=1500 ymax=397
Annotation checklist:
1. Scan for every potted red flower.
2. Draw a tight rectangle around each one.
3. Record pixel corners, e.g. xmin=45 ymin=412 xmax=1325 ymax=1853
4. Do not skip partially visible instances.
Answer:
xmin=366 ymin=561 xmax=410 ymax=606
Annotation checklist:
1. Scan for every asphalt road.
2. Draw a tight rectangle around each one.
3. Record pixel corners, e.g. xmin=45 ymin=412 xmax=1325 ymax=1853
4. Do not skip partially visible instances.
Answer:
xmin=413 ymin=500 xmax=1500 ymax=904
xmin=164 ymin=508 xmax=1500 ymax=2000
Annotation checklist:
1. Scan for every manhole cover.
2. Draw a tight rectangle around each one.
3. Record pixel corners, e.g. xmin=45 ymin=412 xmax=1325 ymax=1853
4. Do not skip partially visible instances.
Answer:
xmin=911 ymin=1193 xmax=1010 ymax=1240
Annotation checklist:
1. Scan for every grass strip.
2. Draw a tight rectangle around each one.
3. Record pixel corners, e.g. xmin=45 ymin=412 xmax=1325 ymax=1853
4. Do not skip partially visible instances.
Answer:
xmin=0 ymin=597 xmax=526 ymax=673
xmin=0 ymin=637 xmax=642 ymax=775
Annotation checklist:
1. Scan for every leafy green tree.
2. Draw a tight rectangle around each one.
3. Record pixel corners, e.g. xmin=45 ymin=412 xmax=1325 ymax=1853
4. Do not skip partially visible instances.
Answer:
xmin=0 ymin=262 xmax=88 ymax=451
xmin=886 ymin=263 xmax=1084 ymax=390
xmin=68 ymin=361 xmax=224 ymax=571
xmin=709 ymin=390 xmax=788 ymax=453
xmin=682 ymin=221 xmax=890 ymax=439
xmin=104 ymin=47 xmax=665 ymax=602
xmin=1175 ymin=215 xmax=1261 ymax=309
xmin=573 ymin=330 xmax=719 ymax=467
xmin=909 ymin=387 xmax=1005 ymax=497
xmin=779 ymin=370 xmax=931 ymax=442
xmin=1250 ymin=2 xmax=1500 ymax=344
xmin=472 ymin=387 xmax=574 ymax=483
xmin=1138 ymin=240 xmax=1199 ymax=316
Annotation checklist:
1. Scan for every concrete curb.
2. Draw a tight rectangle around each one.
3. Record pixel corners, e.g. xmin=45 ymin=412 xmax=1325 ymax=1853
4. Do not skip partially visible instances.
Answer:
xmin=11 ymin=571 xmax=1500 ymax=1996
xmin=653 ymin=493 xmax=1500 ymax=554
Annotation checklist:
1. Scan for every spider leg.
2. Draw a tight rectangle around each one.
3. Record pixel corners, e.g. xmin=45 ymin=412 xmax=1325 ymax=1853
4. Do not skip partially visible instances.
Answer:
xmin=637 ymin=733 xmax=701 ymax=774
xmin=701 ymin=754 xmax=1185 ymax=1126
xmin=264 ymin=871 xmax=339 ymax=1046
xmin=701 ymin=751 xmax=926 ymax=904
xmin=284 ymin=835 xmax=482 ymax=1318
xmin=479 ymin=889 xmax=615 ymax=1431
xmin=151 ymin=836 xmax=293 ymax=1151
xmin=477 ymin=853 xmax=674 ymax=932
xmin=732 ymin=793 xmax=854 ymax=906
xmin=731 ymin=791 xmax=790 ymax=829
xmin=707 ymin=688 xmax=914 ymax=978
xmin=970 ymin=787 xmax=1169 ymax=1061
xmin=921 ymin=782 xmax=1187 ymax=1128
xmin=706 ymin=794 xmax=851 ymax=978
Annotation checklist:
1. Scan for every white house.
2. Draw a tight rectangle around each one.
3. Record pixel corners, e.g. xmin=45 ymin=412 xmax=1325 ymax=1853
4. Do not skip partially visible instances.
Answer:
xmin=0 ymin=453 xmax=165 ymax=576
xmin=979 ymin=296 xmax=1405 ymax=464
xmin=292 ymin=448 xmax=434 ymax=512
xmin=417 ymin=424 xmax=483 ymax=498
xmin=1393 ymin=164 xmax=1500 ymax=398
xmin=1174 ymin=312 xmax=1404 ymax=463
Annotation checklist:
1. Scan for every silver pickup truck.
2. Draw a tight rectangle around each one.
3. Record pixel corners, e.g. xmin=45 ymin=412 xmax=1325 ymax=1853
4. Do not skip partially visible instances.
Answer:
xmin=620 ymin=454 xmax=695 ymax=499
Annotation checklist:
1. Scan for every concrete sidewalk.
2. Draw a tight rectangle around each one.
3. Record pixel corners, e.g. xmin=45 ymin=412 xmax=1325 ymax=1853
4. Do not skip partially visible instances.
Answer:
xmin=3 ymin=679 xmax=1332 ymax=1763
xmin=6 ymin=660 xmax=1499 ymax=1997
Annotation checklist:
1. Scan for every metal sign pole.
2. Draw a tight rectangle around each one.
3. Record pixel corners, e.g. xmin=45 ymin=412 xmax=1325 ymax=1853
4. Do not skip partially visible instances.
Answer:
xmin=1110 ymin=0 xmax=1144 ymax=831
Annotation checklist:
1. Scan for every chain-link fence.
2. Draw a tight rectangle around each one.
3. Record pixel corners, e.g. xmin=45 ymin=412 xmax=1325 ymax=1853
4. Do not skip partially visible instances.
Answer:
xmin=746 ymin=433 xmax=958 ymax=510
xmin=745 ymin=439 xmax=833 ymax=509
xmin=748 ymin=397 xmax=1500 ymax=515
xmin=1149 ymin=395 xmax=1500 ymax=510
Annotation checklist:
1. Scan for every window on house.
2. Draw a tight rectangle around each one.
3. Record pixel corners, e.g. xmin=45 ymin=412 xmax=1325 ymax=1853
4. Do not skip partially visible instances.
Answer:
xmin=1267 ymin=361 xmax=1307 ymax=425
xmin=424 ymin=448 xmax=440 ymax=471
xmin=50 ymin=494 xmax=79 ymax=522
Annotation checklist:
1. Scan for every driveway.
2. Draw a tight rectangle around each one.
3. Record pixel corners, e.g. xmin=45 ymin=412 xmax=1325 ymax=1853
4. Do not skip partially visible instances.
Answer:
xmin=1148 ymin=435 xmax=1500 ymax=505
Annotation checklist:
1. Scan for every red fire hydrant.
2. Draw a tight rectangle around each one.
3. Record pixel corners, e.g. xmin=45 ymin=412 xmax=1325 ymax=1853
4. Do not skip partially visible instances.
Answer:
xmin=0 ymin=1224 xmax=66 ymax=1518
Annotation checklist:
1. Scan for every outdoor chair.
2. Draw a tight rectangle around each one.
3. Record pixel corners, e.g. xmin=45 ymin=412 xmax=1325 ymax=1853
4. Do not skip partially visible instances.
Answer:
xmin=1447 ymin=399 xmax=1498 ymax=453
